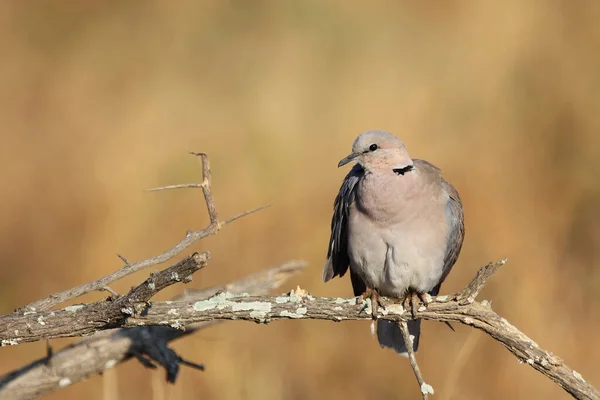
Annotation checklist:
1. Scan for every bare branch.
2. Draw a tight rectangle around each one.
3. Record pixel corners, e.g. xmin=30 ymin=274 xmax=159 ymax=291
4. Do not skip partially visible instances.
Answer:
xmin=127 ymin=294 xmax=595 ymax=399
xmin=0 ymin=253 xmax=208 ymax=345
xmin=400 ymin=321 xmax=432 ymax=399
xmin=0 ymin=261 xmax=306 ymax=400
xmin=19 ymin=153 xmax=265 ymax=312
xmin=4 ymin=261 xmax=595 ymax=400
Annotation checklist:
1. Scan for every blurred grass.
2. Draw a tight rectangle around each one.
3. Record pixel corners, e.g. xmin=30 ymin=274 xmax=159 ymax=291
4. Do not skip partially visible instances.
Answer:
xmin=1 ymin=1 xmax=600 ymax=399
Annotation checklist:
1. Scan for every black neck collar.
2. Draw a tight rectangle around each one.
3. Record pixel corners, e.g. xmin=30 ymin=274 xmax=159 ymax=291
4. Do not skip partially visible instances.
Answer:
xmin=393 ymin=165 xmax=414 ymax=176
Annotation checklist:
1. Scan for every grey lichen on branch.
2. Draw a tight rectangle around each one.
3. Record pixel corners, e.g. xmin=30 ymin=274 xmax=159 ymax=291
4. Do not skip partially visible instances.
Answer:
xmin=2 ymin=260 xmax=598 ymax=399
xmin=0 ymin=253 xmax=209 ymax=345
xmin=130 ymin=261 xmax=598 ymax=400
xmin=0 ymin=260 xmax=307 ymax=400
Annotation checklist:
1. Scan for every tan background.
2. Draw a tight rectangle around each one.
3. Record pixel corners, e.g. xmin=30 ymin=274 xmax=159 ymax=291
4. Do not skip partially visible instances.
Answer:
xmin=1 ymin=1 xmax=600 ymax=399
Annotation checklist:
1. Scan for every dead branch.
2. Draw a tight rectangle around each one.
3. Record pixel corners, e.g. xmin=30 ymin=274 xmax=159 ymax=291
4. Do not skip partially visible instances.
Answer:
xmin=0 ymin=253 xmax=209 ymax=344
xmin=2 ymin=261 xmax=598 ymax=399
xmin=0 ymin=261 xmax=305 ymax=400
xmin=4 ymin=261 xmax=597 ymax=400
xmin=0 ymin=151 xmax=279 ymax=400
xmin=120 ymin=262 xmax=600 ymax=400
xmin=21 ymin=152 xmax=267 ymax=313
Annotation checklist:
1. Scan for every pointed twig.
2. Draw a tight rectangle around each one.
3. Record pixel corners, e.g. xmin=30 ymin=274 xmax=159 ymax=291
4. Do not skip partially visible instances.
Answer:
xmin=101 ymin=286 xmax=119 ymax=297
xmin=190 ymin=152 xmax=218 ymax=226
xmin=178 ymin=357 xmax=205 ymax=372
xmin=116 ymin=254 xmax=130 ymax=266
xmin=221 ymin=204 xmax=271 ymax=227
xmin=146 ymin=183 xmax=202 ymax=192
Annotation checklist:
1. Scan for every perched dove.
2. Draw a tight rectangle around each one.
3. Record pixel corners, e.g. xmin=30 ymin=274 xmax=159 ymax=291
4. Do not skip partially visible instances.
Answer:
xmin=323 ymin=130 xmax=464 ymax=355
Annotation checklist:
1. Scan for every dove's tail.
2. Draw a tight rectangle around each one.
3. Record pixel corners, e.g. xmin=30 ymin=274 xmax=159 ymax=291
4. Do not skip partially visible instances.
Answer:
xmin=376 ymin=319 xmax=421 ymax=357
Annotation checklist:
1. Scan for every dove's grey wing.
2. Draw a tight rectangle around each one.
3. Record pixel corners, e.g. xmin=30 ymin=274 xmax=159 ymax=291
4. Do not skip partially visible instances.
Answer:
xmin=323 ymin=163 xmax=364 ymax=296
xmin=430 ymin=178 xmax=464 ymax=296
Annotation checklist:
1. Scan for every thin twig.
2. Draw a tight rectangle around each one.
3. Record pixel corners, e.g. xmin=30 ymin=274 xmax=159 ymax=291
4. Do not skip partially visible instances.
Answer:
xmin=190 ymin=152 xmax=218 ymax=226
xmin=146 ymin=183 xmax=202 ymax=192
xmin=177 ymin=358 xmax=205 ymax=372
xmin=101 ymin=286 xmax=119 ymax=297
xmin=221 ymin=204 xmax=272 ymax=227
xmin=116 ymin=254 xmax=130 ymax=266
xmin=399 ymin=321 xmax=432 ymax=399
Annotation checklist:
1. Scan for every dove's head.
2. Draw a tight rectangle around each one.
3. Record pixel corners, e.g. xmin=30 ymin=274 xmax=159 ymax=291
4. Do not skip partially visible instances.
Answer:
xmin=337 ymin=130 xmax=414 ymax=174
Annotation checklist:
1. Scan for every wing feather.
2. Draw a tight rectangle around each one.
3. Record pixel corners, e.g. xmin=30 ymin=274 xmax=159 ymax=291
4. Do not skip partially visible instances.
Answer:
xmin=430 ymin=178 xmax=465 ymax=296
xmin=322 ymin=164 xmax=363 ymax=283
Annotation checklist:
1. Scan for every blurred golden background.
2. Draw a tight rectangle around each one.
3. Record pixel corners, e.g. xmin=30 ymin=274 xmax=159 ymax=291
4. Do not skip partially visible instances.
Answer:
xmin=1 ymin=1 xmax=600 ymax=399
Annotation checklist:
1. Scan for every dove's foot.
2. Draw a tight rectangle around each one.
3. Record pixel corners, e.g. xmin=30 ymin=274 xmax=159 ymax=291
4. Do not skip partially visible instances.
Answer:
xmin=402 ymin=290 xmax=431 ymax=318
xmin=358 ymin=288 xmax=384 ymax=319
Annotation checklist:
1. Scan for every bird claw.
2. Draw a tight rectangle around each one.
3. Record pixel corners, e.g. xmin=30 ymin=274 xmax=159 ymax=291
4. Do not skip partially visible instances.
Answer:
xmin=402 ymin=290 xmax=430 ymax=318
xmin=358 ymin=288 xmax=384 ymax=319
xmin=419 ymin=292 xmax=433 ymax=305
xmin=402 ymin=293 xmax=414 ymax=317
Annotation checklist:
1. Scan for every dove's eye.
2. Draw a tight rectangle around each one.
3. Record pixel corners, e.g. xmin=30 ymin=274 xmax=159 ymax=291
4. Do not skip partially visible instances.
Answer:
xmin=369 ymin=144 xmax=378 ymax=152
